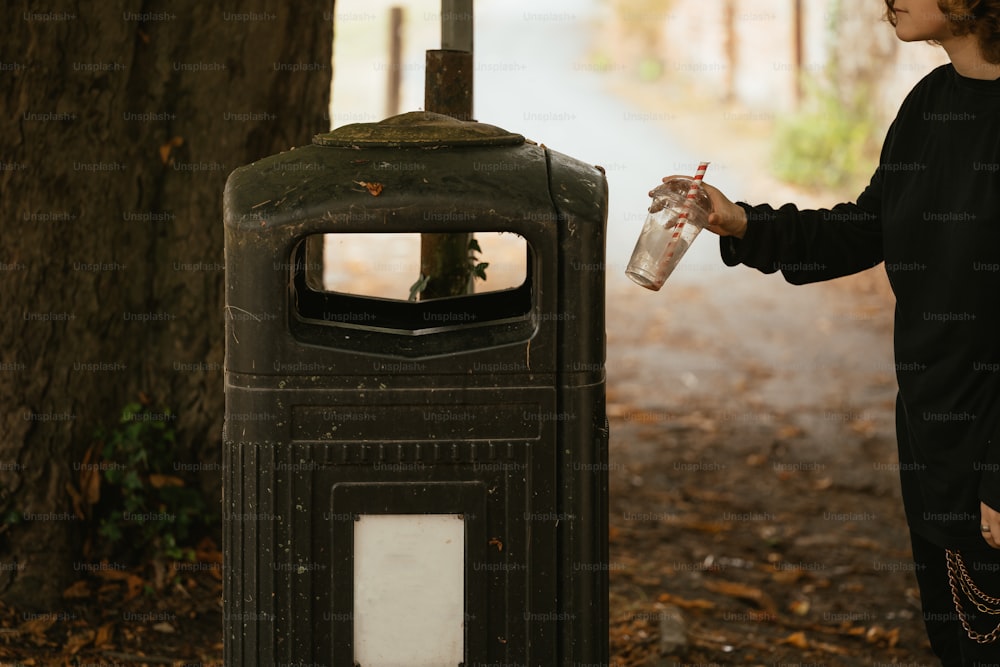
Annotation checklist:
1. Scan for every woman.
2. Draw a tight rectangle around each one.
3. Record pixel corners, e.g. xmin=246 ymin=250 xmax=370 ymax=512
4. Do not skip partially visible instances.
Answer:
xmin=686 ymin=1 xmax=1000 ymax=663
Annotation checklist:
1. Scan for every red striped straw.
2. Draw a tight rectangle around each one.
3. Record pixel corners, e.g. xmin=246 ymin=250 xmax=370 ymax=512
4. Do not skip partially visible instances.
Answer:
xmin=663 ymin=161 xmax=710 ymax=259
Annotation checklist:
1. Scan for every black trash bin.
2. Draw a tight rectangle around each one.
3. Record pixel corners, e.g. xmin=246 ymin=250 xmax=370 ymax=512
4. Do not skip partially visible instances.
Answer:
xmin=223 ymin=111 xmax=608 ymax=666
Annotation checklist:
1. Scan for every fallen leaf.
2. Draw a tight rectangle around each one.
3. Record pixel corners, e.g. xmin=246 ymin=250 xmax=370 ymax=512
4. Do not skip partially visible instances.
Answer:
xmin=124 ymin=574 xmax=146 ymax=601
xmin=771 ymin=568 xmax=804 ymax=585
xmin=813 ymin=477 xmax=834 ymax=490
xmin=152 ymin=621 xmax=175 ymax=633
xmin=788 ymin=599 xmax=810 ymax=616
xmin=702 ymin=579 xmax=777 ymax=615
xmin=63 ymin=580 xmax=90 ymax=599
xmin=148 ymin=474 xmax=184 ymax=488
xmin=159 ymin=136 xmax=184 ymax=165
xmin=865 ymin=624 xmax=900 ymax=647
xmin=197 ymin=536 xmax=221 ymax=555
xmin=811 ymin=638 xmax=851 ymax=655
xmin=64 ymin=629 xmax=95 ymax=655
xmin=18 ymin=616 xmax=56 ymax=638
xmin=777 ymin=425 xmax=804 ymax=439
xmin=849 ymin=419 xmax=878 ymax=436
xmin=94 ymin=622 xmax=115 ymax=648
xmin=656 ymin=592 xmax=715 ymax=611
xmin=781 ymin=631 xmax=810 ymax=648
xmin=354 ymin=180 xmax=383 ymax=196
xmin=488 ymin=537 xmax=503 ymax=552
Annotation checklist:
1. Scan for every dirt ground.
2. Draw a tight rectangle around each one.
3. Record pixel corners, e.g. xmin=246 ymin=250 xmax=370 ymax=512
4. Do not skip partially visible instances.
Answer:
xmin=605 ymin=268 xmax=938 ymax=666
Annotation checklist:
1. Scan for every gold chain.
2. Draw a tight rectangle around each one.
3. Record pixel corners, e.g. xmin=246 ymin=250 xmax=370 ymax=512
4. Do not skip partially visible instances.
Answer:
xmin=945 ymin=549 xmax=1000 ymax=644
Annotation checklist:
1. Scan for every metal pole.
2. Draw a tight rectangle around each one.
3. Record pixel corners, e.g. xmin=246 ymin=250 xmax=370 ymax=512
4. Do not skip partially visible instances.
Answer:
xmin=426 ymin=0 xmax=473 ymax=121
xmin=419 ymin=0 xmax=475 ymax=300
xmin=441 ymin=0 xmax=473 ymax=52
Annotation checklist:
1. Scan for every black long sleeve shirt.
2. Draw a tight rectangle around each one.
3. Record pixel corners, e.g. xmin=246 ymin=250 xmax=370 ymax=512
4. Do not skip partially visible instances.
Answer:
xmin=721 ymin=64 xmax=1000 ymax=549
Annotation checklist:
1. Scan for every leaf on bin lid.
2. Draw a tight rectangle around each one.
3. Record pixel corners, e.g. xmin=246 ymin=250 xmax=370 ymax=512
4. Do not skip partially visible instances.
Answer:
xmin=354 ymin=180 xmax=383 ymax=197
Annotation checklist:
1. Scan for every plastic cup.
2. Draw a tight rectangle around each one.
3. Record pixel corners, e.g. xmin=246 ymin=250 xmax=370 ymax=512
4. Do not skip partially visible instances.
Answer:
xmin=625 ymin=176 xmax=712 ymax=290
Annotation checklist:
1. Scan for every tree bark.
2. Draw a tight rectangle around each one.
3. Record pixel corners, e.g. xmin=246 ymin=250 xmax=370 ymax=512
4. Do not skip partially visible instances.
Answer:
xmin=0 ymin=0 xmax=333 ymax=608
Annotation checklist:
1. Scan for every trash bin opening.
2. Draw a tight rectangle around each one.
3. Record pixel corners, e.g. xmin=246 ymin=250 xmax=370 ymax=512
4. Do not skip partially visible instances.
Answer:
xmin=290 ymin=233 xmax=535 ymax=334
xmin=307 ymin=232 xmax=529 ymax=299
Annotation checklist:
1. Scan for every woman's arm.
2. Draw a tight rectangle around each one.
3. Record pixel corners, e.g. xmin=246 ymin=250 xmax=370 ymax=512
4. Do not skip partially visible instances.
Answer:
xmin=693 ymin=164 xmax=886 ymax=285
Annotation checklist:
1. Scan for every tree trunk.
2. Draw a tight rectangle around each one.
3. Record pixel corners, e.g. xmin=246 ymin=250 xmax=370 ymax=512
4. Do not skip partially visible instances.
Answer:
xmin=0 ymin=0 xmax=333 ymax=608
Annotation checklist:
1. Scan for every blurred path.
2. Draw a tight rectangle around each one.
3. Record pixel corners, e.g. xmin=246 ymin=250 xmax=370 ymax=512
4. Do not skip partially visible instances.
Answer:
xmin=473 ymin=0 xmax=896 ymax=427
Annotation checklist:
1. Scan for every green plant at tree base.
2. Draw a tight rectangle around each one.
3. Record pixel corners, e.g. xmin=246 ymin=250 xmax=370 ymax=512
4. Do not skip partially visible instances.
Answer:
xmin=96 ymin=402 xmax=206 ymax=563
xmin=770 ymin=77 xmax=881 ymax=194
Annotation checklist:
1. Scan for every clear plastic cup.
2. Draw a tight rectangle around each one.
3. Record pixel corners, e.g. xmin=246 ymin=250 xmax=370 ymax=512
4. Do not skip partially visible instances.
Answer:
xmin=625 ymin=176 xmax=712 ymax=290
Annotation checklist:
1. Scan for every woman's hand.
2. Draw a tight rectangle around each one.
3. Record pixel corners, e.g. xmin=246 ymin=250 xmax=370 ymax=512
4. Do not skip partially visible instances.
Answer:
xmin=981 ymin=501 xmax=1000 ymax=549
xmin=651 ymin=176 xmax=748 ymax=239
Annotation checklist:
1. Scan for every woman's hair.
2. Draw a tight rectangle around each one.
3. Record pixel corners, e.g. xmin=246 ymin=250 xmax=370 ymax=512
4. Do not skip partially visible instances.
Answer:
xmin=884 ymin=0 xmax=1000 ymax=63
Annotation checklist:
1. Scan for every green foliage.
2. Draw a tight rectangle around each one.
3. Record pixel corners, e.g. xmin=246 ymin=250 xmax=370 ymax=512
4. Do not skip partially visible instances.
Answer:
xmin=96 ymin=402 xmax=206 ymax=562
xmin=1 ymin=507 xmax=21 ymax=525
xmin=408 ymin=237 xmax=488 ymax=301
xmin=468 ymin=238 xmax=489 ymax=282
xmin=770 ymin=78 xmax=880 ymax=193
xmin=408 ymin=273 xmax=430 ymax=302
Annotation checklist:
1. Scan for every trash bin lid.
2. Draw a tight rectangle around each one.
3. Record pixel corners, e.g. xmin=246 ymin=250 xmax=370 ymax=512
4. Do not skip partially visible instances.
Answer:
xmin=313 ymin=111 xmax=525 ymax=148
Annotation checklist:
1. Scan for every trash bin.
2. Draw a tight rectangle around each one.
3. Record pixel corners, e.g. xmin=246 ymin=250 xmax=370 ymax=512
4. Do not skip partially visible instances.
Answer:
xmin=223 ymin=111 xmax=608 ymax=666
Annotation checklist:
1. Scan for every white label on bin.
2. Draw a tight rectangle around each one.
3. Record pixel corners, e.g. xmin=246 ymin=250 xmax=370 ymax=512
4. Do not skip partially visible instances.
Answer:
xmin=353 ymin=514 xmax=465 ymax=666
